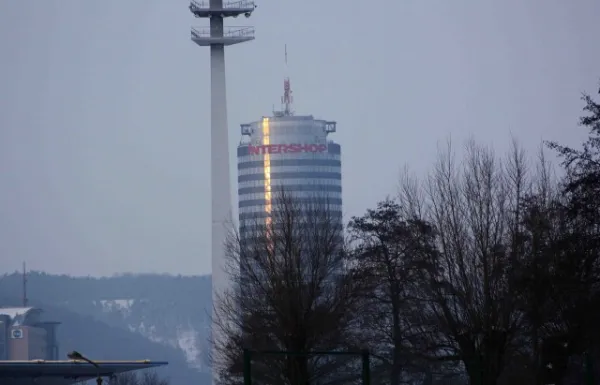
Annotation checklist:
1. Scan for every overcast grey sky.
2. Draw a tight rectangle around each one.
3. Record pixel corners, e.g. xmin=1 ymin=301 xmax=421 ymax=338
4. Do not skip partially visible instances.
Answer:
xmin=1 ymin=0 xmax=599 ymax=277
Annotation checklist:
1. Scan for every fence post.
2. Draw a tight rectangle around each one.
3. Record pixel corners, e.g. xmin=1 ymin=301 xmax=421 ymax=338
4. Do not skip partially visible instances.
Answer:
xmin=585 ymin=350 xmax=594 ymax=385
xmin=361 ymin=349 xmax=370 ymax=385
xmin=243 ymin=348 xmax=252 ymax=385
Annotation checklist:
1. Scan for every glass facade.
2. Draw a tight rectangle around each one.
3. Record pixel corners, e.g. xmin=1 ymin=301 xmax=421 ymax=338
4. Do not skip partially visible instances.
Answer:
xmin=237 ymin=115 xmax=342 ymax=234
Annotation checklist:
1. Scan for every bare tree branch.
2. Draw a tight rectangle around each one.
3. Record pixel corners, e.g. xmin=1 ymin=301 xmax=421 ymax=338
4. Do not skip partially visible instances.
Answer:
xmin=213 ymin=188 xmax=364 ymax=385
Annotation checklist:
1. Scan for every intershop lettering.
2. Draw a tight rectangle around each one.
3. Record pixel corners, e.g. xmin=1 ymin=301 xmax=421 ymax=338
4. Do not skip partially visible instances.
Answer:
xmin=248 ymin=143 xmax=327 ymax=155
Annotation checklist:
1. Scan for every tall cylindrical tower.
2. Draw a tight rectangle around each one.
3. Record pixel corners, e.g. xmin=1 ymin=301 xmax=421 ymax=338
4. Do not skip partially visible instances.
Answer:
xmin=237 ymin=52 xmax=342 ymax=233
xmin=237 ymin=115 xmax=342 ymax=233
xmin=188 ymin=1 xmax=256 ymax=380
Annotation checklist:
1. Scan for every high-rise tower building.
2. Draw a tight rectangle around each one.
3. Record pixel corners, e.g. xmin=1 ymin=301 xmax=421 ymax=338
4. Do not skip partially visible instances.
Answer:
xmin=237 ymin=76 xmax=342 ymax=236
xmin=188 ymin=1 xmax=256 ymax=380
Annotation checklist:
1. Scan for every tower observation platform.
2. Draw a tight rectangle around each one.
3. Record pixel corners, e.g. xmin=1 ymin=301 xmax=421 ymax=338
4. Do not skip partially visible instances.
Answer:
xmin=191 ymin=26 xmax=254 ymax=46
xmin=189 ymin=0 xmax=256 ymax=46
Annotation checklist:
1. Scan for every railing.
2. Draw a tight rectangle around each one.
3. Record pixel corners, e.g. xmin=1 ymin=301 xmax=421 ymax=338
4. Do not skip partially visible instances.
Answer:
xmin=190 ymin=0 xmax=255 ymax=10
xmin=191 ymin=26 xmax=255 ymax=39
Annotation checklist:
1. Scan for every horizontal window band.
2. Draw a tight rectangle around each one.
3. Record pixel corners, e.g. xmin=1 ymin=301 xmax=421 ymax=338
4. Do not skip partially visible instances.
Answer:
xmin=238 ymin=185 xmax=342 ymax=195
xmin=240 ymin=223 xmax=344 ymax=234
xmin=239 ymin=211 xmax=343 ymax=221
xmin=239 ymin=197 xmax=343 ymax=208
xmin=239 ymin=172 xmax=341 ymax=182
xmin=238 ymin=159 xmax=341 ymax=169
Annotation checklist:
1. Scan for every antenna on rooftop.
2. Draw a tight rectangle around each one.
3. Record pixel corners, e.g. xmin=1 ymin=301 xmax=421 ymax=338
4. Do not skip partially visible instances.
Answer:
xmin=22 ymin=262 xmax=28 ymax=307
xmin=281 ymin=44 xmax=294 ymax=116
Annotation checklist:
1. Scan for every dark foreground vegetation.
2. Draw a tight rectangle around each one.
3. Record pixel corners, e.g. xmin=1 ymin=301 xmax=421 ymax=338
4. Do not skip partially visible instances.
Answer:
xmin=101 ymin=371 xmax=169 ymax=385
xmin=213 ymin=83 xmax=600 ymax=385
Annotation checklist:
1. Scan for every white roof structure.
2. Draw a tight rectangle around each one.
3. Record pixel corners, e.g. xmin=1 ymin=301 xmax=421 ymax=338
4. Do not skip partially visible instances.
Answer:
xmin=0 ymin=307 xmax=41 ymax=326
xmin=0 ymin=360 xmax=168 ymax=385
xmin=0 ymin=308 xmax=35 ymax=319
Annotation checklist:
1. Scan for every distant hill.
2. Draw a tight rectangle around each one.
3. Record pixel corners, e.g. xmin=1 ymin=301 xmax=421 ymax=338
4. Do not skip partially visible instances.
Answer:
xmin=0 ymin=271 xmax=212 ymax=385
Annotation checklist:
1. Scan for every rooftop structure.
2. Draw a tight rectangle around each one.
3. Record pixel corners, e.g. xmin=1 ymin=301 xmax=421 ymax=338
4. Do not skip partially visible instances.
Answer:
xmin=0 ymin=308 xmax=40 ymax=326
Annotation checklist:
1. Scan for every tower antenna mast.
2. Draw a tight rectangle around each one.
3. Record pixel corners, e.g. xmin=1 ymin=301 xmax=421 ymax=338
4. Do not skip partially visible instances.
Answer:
xmin=282 ymin=44 xmax=294 ymax=116
xmin=188 ymin=2 xmax=256 ymax=384
xmin=22 ymin=262 xmax=28 ymax=307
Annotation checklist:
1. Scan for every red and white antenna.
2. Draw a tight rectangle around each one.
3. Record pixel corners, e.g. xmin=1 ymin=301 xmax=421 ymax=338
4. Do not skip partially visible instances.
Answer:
xmin=281 ymin=44 xmax=294 ymax=116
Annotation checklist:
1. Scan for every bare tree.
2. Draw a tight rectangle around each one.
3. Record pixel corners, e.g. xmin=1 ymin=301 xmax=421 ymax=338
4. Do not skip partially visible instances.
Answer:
xmin=347 ymin=198 xmax=438 ymax=385
xmin=512 ymin=86 xmax=600 ymax=385
xmin=397 ymin=139 xmax=544 ymax=385
xmin=106 ymin=371 xmax=169 ymax=385
xmin=212 ymin=189 xmax=364 ymax=385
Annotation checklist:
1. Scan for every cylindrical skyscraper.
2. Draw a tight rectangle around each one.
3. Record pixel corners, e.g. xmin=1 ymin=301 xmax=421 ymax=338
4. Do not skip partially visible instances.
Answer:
xmin=237 ymin=115 xmax=342 ymax=231
xmin=237 ymin=70 xmax=341 ymax=234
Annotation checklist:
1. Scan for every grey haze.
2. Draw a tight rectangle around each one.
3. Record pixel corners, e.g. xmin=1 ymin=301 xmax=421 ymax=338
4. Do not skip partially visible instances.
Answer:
xmin=0 ymin=0 xmax=599 ymax=276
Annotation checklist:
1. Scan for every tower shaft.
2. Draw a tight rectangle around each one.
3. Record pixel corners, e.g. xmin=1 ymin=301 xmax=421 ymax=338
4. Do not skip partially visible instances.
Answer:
xmin=189 ymin=1 xmax=256 ymax=383
xmin=208 ymin=2 xmax=229 ymax=322
xmin=209 ymin=39 xmax=230 ymax=334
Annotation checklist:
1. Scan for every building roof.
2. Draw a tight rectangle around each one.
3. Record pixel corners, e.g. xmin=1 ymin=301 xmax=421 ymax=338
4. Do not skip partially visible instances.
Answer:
xmin=0 ymin=360 xmax=168 ymax=385
xmin=0 ymin=307 xmax=36 ymax=320
xmin=0 ymin=307 xmax=45 ymax=327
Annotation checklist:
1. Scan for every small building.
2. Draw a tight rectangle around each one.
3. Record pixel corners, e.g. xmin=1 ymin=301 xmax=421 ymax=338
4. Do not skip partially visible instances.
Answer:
xmin=0 ymin=307 xmax=60 ymax=360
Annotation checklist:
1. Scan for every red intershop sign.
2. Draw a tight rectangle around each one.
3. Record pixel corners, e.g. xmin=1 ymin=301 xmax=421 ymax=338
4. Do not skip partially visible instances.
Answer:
xmin=248 ymin=144 xmax=327 ymax=155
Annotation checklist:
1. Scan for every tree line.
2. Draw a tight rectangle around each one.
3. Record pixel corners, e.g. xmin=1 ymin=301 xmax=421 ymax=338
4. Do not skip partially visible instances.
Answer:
xmin=85 ymin=371 xmax=169 ymax=385
xmin=212 ymin=84 xmax=600 ymax=385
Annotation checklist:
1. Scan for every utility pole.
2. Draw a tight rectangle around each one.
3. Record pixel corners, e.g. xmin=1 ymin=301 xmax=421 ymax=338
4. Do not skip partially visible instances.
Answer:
xmin=22 ymin=262 xmax=28 ymax=307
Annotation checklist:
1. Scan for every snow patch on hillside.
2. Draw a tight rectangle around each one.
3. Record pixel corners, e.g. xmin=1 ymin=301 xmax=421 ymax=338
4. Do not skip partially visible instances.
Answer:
xmin=176 ymin=326 xmax=202 ymax=369
xmin=94 ymin=299 xmax=135 ymax=316
xmin=88 ymin=298 xmax=207 ymax=371
xmin=129 ymin=320 xmax=204 ymax=370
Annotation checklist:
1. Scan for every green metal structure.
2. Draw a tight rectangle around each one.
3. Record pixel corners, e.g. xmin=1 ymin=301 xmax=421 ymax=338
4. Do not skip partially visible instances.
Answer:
xmin=242 ymin=349 xmax=370 ymax=385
